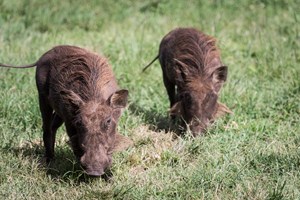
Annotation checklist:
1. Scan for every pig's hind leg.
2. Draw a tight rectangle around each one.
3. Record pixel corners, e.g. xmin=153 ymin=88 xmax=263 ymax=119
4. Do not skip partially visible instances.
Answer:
xmin=163 ymin=73 xmax=176 ymax=108
xmin=38 ymin=95 xmax=56 ymax=163
xmin=50 ymin=112 xmax=63 ymax=154
xmin=162 ymin=73 xmax=178 ymax=123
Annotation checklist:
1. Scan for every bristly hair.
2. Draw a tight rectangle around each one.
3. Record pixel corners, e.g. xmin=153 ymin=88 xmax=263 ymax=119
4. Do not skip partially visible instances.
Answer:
xmin=173 ymin=28 xmax=221 ymax=83
xmin=52 ymin=50 xmax=115 ymax=103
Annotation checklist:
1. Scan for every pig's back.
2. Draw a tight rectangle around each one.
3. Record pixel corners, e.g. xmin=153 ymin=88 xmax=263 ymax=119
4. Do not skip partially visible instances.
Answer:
xmin=37 ymin=45 xmax=118 ymax=118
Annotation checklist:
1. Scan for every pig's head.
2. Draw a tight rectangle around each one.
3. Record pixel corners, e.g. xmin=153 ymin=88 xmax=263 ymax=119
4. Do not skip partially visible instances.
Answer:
xmin=170 ymin=62 xmax=231 ymax=136
xmin=67 ymin=89 xmax=129 ymax=176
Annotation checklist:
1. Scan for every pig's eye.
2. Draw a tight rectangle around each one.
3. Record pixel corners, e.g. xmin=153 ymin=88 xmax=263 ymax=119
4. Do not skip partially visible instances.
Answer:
xmin=106 ymin=118 xmax=112 ymax=126
xmin=102 ymin=117 xmax=112 ymax=131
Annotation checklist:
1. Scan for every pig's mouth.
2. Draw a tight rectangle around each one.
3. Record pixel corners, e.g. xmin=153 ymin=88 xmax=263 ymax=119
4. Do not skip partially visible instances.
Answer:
xmin=81 ymin=163 xmax=108 ymax=177
xmin=80 ymin=155 xmax=113 ymax=177
xmin=84 ymin=168 xmax=105 ymax=177
xmin=188 ymin=118 xmax=209 ymax=136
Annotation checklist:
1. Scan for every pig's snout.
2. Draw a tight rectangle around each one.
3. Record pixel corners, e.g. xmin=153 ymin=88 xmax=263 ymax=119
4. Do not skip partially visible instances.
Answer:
xmin=80 ymin=153 xmax=112 ymax=177
xmin=84 ymin=168 xmax=105 ymax=177
xmin=189 ymin=118 xmax=209 ymax=137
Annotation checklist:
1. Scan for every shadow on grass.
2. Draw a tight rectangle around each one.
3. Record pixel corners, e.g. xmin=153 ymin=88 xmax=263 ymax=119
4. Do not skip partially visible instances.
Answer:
xmin=128 ymin=101 xmax=233 ymax=138
xmin=2 ymin=142 xmax=112 ymax=184
xmin=128 ymin=102 xmax=183 ymax=135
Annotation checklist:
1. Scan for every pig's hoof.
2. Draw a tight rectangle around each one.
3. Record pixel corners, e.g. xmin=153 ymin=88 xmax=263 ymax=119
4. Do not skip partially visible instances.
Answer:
xmin=37 ymin=156 xmax=50 ymax=167
xmin=40 ymin=156 xmax=53 ymax=165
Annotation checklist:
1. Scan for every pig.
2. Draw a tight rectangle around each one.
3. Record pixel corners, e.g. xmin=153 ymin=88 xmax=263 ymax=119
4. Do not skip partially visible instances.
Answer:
xmin=143 ymin=28 xmax=232 ymax=136
xmin=0 ymin=45 xmax=129 ymax=176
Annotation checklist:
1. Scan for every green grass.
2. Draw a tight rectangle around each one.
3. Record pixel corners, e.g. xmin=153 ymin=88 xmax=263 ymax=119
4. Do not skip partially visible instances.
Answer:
xmin=0 ymin=0 xmax=299 ymax=199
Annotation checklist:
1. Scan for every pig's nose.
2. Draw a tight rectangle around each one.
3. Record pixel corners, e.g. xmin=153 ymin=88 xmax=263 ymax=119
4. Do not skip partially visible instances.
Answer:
xmin=85 ymin=169 xmax=105 ymax=177
xmin=190 ymin=125 xmax=206 ymax=137
xmin=80 ymin=156 xmax=111 ymax=177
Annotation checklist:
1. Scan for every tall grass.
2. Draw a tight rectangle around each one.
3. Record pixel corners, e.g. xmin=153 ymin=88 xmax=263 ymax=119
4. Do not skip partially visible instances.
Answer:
xmin=0 ymin=0 xmax=299 ymax=199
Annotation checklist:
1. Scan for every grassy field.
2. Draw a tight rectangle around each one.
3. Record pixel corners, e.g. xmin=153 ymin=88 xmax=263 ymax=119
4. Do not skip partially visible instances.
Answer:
xmin=0 ymin=0 xmax=299 ymax=199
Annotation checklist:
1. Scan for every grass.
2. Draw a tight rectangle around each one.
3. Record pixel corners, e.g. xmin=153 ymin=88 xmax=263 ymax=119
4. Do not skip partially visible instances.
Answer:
xmin=0 ymin=0 xmax=299 ymax=199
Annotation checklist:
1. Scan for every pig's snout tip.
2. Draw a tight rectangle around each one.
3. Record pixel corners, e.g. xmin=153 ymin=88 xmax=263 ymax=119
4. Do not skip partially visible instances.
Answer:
xmin=189 ymin=126 xmax=206 ymax=137
xmin=80 ymin=153 xmax=112 ymax=177
xmin=85 ymin=169 xmax=105 ymax=177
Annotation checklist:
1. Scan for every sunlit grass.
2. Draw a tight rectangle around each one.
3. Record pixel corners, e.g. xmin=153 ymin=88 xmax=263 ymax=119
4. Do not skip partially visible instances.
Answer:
xmin=0 ymin=0 xmax=299 ymax=199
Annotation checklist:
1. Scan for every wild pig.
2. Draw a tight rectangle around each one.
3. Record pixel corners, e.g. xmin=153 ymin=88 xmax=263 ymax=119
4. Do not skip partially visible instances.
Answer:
xmin=143 ymin=28 xmax=232 ymax=136
xmin=0 ymin=45 xmax=129 ymax=176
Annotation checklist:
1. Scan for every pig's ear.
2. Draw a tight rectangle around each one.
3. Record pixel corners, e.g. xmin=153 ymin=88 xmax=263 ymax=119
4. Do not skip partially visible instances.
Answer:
xmin=113 ymin=133 xmax=133 ymax=152
xmin=60 ymin=90 xmax=84 ymax=107
xmin=169 ymin=101 xmax=183 ymax=117
xmin=214 ymin=102 xmax=233 ymax=118
xmin=212 ymin=66 xmax=227 ymax=91
xmin=108 ymin=89 xmax=129 ymax=109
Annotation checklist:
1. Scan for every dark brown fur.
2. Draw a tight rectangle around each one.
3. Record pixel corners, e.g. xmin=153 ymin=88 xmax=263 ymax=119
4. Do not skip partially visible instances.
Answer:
xmin=0 ymin=45 xmax=129 ymax=176
xmin=144 ymin=28 xmax=232 ymax=136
